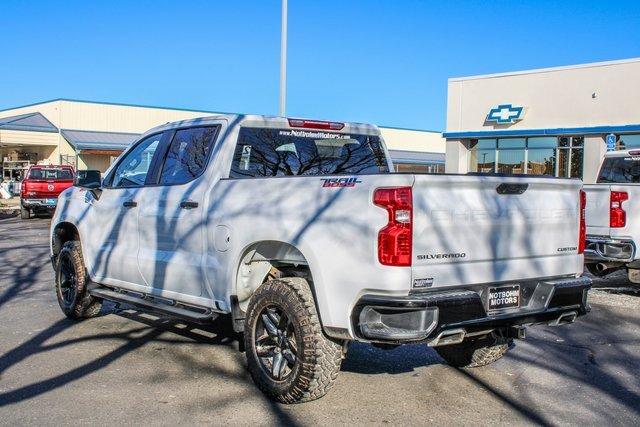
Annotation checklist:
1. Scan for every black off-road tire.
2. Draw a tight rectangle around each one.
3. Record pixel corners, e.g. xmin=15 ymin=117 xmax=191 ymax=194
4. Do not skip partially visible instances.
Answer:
xmin=436 ymin=334 xmax=513 ymax=368
xmin=20 ymin=205 xmax=30 ymax=220
xmin=244 ymin=277 xmax=343 ymax=403
xmin=55 ymin=241 xmax=102 ymax=319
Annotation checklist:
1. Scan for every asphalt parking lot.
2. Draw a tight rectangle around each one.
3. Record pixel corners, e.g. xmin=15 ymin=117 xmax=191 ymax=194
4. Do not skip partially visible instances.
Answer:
xmin=0 ymin=215 xmax=639 ymax=425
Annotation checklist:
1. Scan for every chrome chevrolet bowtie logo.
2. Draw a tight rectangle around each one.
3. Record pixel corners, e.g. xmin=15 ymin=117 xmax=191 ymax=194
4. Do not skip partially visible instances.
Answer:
xmin=486 ymin=104 xmax=525 ymax=124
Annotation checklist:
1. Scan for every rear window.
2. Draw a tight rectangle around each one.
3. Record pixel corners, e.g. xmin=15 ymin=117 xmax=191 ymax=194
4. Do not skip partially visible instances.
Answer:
xmin=597 ymin=156 xmax=640 ymax=183
xmin=28 ymin=168 xmax=74 ymax=180
xmin=229 ymin=127 xmax=389 ymax=178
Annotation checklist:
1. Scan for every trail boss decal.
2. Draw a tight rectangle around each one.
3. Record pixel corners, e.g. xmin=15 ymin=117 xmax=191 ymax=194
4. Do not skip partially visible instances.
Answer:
xmin=321 ymin=177 xmax=362 ymax=188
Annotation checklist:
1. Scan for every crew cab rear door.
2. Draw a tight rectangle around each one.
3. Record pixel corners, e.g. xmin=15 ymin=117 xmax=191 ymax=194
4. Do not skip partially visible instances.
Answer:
xmin=411 ymin=174 xmax=583 ymax=288
xmin=136 ymin=125 xmax=220 ymax=303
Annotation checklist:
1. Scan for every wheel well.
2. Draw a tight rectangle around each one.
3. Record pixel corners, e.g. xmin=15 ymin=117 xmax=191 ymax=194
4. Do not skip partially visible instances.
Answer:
xmin=52 ymin=222 xmax=80 ymax=259
xmin=235 ymin=241 xmax=312 ymax=312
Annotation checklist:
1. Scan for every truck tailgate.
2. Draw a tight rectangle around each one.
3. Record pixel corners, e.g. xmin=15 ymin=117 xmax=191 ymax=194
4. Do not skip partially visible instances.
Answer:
xmin=584 ymin=185 xmax=611 ymax=235
xmin=411 ymin=174 xmax=583 ymax=288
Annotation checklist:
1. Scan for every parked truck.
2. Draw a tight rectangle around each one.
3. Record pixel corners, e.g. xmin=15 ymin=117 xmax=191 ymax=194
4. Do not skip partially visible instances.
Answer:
xmin=50 ymin=115 xmax=590 ymax=403
xmin=584 ymin=149 xmax=640 ymax=284
xmin=20 ymin=165 xmax=75 ymax=219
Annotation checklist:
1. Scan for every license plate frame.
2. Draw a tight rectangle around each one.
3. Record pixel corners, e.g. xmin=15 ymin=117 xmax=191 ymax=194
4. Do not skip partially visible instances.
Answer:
xmin=487 ymin=284 xmax=521 ymax=311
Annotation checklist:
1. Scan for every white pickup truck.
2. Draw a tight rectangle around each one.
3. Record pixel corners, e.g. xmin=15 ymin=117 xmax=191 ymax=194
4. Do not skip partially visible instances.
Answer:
xmin=584 ymin=149 xmax=640 ymax=283
xmin=50 ymin=114 xmax=590 ymax=403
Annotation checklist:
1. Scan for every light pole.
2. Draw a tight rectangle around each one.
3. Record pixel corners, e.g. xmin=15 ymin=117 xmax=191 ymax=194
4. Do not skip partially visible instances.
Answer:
xmin=279 ymin=0 xmax=288 ymax=116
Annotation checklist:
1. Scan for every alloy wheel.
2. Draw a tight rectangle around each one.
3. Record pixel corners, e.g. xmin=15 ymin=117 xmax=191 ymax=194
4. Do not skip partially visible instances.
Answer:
xmin=254 ymin=305 xmax=298 ymax=381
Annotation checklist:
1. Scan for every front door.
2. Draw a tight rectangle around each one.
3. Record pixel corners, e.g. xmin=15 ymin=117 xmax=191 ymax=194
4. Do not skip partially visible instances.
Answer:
xmin=136 ymin=126 xmax=219 ymax=303
xmin=83 ymin=132 xmax=163 ymax=288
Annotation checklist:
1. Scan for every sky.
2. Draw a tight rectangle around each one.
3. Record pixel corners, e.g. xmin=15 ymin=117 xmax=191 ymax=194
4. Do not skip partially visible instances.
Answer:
xmin=1 ymin=0 xmax=639 ymax=131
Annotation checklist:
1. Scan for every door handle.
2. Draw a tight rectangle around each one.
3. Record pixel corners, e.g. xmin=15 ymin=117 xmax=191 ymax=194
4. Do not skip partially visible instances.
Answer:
xmin=180 ymin=200 xmax=199 ymax=209
xmin=122 ymin=200 xmax=137 ymax=208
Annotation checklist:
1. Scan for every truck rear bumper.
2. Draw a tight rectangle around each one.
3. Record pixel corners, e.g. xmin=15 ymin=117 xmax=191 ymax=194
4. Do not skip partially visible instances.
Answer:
xmin=22 ymin=198 xmax=58 ymax=209
xmin=351 ymin=276 xmax=591 ymax=345
xmin=585 ymin=235 xmax=635 ymax=263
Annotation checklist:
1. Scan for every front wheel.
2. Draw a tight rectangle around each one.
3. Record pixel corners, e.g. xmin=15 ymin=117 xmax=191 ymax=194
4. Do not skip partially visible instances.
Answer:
xmin=55 ymin=241 xmax=102 ymax=319
xmin=435 ymin=334 xmax=513 ymax=368
xmin=244 ymin=277 xmax=343 ymax=403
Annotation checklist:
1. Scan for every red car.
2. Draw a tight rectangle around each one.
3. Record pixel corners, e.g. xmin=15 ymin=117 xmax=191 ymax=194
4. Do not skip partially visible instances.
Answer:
xmin=20 ymin=165 xmax=75 ymax=219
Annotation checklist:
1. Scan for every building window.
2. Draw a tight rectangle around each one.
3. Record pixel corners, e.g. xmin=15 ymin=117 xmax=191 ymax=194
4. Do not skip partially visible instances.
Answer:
xmin=468 ymin=136 xmax=583 ymax=178
xmin=468 ymin=139 xmax=497 ymax=173
xmin=497 ymin=138 xmax=525 ymax=174
xmin=616 ymin=134 xmax=640 ymax=150
xmin=526 ymin=137 xmax=556 ymax=176
xmin=394 ymin=162 xmax=445 ymax=174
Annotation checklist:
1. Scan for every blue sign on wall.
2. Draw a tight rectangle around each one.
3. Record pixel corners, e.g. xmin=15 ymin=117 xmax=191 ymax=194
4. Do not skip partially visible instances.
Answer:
xmin=606 ymin=133 xmax=616 ymax=151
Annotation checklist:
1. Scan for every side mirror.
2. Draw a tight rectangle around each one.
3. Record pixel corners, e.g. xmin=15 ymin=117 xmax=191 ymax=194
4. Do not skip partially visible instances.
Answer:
xmin=74 ymin=170 xmax=102 ymax=199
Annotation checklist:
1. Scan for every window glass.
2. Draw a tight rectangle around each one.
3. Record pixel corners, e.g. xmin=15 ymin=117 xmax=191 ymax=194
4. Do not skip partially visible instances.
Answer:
xmin=469 ymin=139 xmax=496 ymax=150
xmin=230 ymin=127 xmax=389 ymax=178
xmin=159 ymin=127 xmax=218 ymax=185
xmin=394 ymin=162 xmax=444 ymax=174
xmin=498 ymin=138 xmax=525 ymax=149
xmin=527 ymin=137 xmax=556 ymax=149
xmin=570 ymin=147 xmax=584 ymax=178
xmin=497 ymin=149 xmax=525 ymax=174
xmin=111 ymin=133 xmax=162 ymax=187
xmin=468 ymin=149 xmax=496 ymax=173
xmin=571 ymin=136 xmax=584 ymax=147
xmin=617 ymin=134 xmax=640 ymax=150
xmin=527 ymin=147 xmax=556 ymax=175
xmin=28 ymin=168 xmax=73 ymax=180
xmin=598 ymin=155 xmax=640 ymax=183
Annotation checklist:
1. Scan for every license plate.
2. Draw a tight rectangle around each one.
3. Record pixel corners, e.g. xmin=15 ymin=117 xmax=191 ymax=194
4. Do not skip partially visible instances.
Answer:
xmin=488 ymin=285 xmax=520 ymax=311
xmin=45 ymin=198 xmax=57 ymax=205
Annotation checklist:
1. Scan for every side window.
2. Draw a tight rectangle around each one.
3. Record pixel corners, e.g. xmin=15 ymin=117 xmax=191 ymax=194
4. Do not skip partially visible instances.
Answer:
xmin=111 ymin=133 xmax=162 ymax=188
xmin=159 ymin=126 xmax=218 ymax=185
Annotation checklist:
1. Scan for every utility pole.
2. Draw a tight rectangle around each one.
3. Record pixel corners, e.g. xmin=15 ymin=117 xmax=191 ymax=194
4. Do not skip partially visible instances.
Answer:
xmin=279 ymin=0 xmax=288 ymax=116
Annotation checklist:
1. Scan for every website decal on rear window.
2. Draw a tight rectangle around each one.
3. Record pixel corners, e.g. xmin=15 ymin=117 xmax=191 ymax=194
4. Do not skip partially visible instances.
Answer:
xmin=229 ymin=127 xmax=388 ymax=178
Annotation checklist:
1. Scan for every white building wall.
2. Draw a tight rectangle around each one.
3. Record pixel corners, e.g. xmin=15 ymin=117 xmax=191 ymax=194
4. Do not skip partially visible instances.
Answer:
xmin=447 ymin=58 xmax=640 ymax=133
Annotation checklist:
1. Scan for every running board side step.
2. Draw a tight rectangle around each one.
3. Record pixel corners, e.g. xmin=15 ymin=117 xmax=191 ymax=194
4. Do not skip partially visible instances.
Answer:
xmin=89 ymin=287 xmax=219 ymax=324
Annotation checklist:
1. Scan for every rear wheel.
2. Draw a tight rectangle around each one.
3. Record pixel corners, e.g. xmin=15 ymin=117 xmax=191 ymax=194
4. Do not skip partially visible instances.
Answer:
xmin=244 ymin=277 xmax=343 ymax=403
xmin=55 ymin=241 xmax=102 ymax=319
xmin=435 ymin=334 xmax=513 ymax=368
xmin=20 ymin=205 xmax=30 ymax=219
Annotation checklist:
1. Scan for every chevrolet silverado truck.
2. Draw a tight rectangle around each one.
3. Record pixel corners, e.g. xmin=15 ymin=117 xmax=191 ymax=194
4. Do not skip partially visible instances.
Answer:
xmin=584 ymin=149 xmax=640 ymax=284
xmin=20 ymin=165 xmax=75 ymax=219
xmin=50 ymin=115 xmax=590 ymax=403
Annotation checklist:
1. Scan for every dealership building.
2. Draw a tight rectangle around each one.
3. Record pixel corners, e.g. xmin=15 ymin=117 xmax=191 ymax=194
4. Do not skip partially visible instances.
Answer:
xmin=0 ymin=99 xmax=444 ymax=181
xmin=444 ymin=57 xmax=640 ymax=183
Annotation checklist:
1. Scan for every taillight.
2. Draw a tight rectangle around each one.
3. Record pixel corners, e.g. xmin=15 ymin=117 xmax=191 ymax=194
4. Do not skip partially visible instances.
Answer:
xmin=373 ymin=187 xmax=412 ymax=266
xmin=610 ymin=191 xmax=628 ymax=228
xmin=288 ymin=118 xmax=344 ymax=130
xmin=579 ymin=189 xmax=586 ymax=254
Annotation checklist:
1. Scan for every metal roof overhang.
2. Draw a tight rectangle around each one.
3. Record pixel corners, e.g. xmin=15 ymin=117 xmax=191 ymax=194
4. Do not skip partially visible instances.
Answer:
xmin=61 ymin=129 xmax=140 ymax=152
